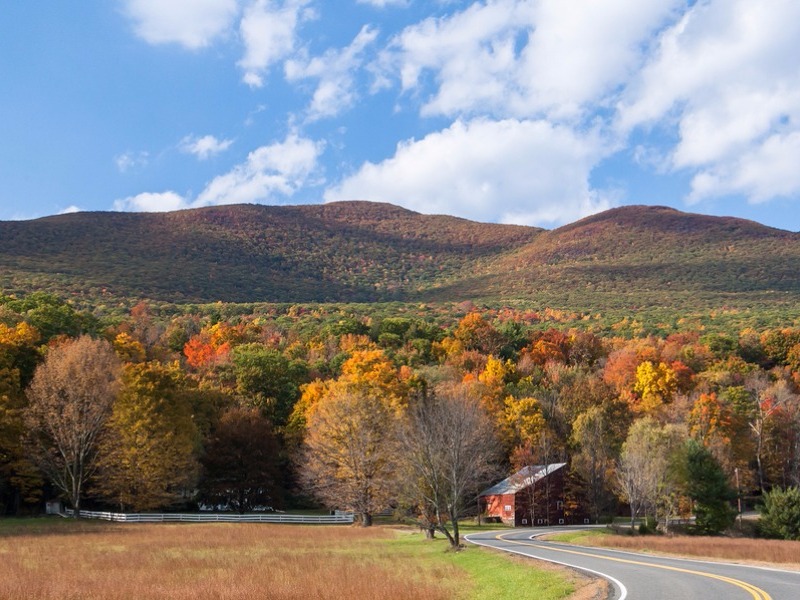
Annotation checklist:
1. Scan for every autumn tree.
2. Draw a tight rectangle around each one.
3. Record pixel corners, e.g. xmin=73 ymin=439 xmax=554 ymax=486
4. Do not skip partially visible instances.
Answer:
xmin=199 ymin=407 xmax=282 ymax=513
xmin=398 ymin=385 xmax=499 ymax=548
xmin=452 ymin=312 xmax=505 ymax=356
xmin=96 ymin=361 xmax=199 ymax=512
xmin=301 ymin=387 xmax=400 ymax=526
xmin=24 ymin=336 xmax=121 ymax=515
xmin=616 ymin=418 xmax=685 ymax=531
xmin=571 ymin=405 xmax=621 ymax=523
xmin=633 ymin=361 xmax=678 ymax=413
xmin=0 ymin=322 xmax=43 ymax=513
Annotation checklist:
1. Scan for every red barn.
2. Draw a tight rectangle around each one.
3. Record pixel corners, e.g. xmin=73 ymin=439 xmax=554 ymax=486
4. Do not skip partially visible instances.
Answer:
xmin=479 ymin=463 xmax=583 ymax=527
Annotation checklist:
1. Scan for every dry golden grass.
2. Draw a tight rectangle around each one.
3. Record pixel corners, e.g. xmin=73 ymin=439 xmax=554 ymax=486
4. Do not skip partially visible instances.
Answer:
xmin=0 ymin=520 xmax=459 ymax=600
xmin=581 ymin=532 xmax=800 ymax=569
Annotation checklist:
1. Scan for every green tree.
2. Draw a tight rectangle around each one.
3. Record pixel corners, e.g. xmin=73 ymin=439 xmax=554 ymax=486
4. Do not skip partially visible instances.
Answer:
xmin=758 ymin=486 xmax=800 ymax=540
xmin=231 ymin=344 xmax=307 ymax=428
xmin=96 ymin=361 xmax=199 ymax=512
xmin=683 ymin=439 xmax=735 ymax=535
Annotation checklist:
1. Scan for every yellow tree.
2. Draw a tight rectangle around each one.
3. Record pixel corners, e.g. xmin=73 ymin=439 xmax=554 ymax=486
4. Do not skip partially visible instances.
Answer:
xmin=477 ymin=355 xmax=512 ymax=425
xmin=633 ymin=361 xmax=678 ymax=414
xmin=97 ymin=361 xmax=199 ymax=512
xmin=301 ymin=387 xmax=400 ymax=526
xmin=0 ymin=322 xmax=43 ymax=512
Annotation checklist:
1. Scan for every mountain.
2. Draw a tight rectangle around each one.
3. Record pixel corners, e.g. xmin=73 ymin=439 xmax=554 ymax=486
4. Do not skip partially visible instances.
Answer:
xmin=445 ymin=205 xmax=800 ymax=309
xmin=1 ymin=202 xmax=798 ymax=310
xmin=0 ymin=202 xmax=538 ymax=303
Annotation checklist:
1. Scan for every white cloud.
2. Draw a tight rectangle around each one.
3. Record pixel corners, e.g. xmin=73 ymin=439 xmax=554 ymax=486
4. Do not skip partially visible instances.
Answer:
xmin=112 ymin=134 xmax=323 ymax=213
xmin=237 ymin=0 xmax=311 ymax=87
xmin=122 ymin=0 xmax=239 ymax=49
xmin=115 ymin=151 xmax=149 ymax=173
xmin=618 ymin=0 xmax=800 ymax=204
xmin=285 ymin=25 xmax=379 ymax=120
xmin=195 ymin=133 xmax=323 ymax=205
xmin=113 ymin=191 xmax=189 ymax=212
xmin=381 ymin=0 xmax=681 ymax=121
xmin=325 ymin=118 xmax=614 ymax=226
xmin=180 ymin=134 xmax=234 ymax=160
xmin=357 ymin=0 xmax=409 ymax=7
xmin=58 ymin=205 xmax=82 ymax=215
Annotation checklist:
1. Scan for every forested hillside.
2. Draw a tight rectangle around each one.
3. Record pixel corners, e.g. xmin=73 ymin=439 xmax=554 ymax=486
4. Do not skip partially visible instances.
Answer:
xmin=3 ymin=292 xmax=800 ymax=541
xmin=0 ymin=202 xmax=537 ymax=303
xmin=1 ymin=202 xmax=798 ymax=312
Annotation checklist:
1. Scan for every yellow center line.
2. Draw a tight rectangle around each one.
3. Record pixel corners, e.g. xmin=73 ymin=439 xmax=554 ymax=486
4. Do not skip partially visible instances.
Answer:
xmin=495 ymin=533 xmax=773 ymax=600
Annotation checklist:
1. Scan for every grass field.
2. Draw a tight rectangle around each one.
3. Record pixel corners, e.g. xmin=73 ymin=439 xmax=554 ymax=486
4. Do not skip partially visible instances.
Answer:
xmin=0 ymin=518 xmax=590 ymax=600
xmin=545 ymin=529 xmax=800 ymax=568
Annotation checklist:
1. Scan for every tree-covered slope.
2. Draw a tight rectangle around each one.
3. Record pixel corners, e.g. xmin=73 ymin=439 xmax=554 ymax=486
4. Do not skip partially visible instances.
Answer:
xmin=0 ymin=202 xmax=539 ymax=303
xmin=460 ymin=205 xmax=800 ymax=309
xmin=1 ymin=202 xmax=798 ymax=309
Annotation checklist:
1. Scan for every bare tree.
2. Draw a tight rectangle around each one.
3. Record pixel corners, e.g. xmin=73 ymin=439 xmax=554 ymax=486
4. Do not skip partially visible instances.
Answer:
xmin=399 ymin=385 xmax=500 ymax=549
xmin=24 ymin=336 xmax=121 ymax=515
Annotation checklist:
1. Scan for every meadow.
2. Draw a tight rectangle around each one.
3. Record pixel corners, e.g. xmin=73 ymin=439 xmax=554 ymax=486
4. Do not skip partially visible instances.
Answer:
xmin=0 ymin=518 xmax=591 ymax=600
xmin=548 ymin=529 xmax=800 ymax=569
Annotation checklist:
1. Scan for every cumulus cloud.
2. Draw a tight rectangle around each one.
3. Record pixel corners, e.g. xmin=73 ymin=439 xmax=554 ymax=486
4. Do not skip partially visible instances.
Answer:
xmin=115 ymin=151 xmax=149 ymax=173
xmin=195 ymin=133 xmax=323 ymax=205
xmin=180 ymin=134 xmax=234 ymax=160
xmin=325 ymin=118 xmax=614 ymax=226
xmin=381 ymin=0 xmax=681 ymax=121
xmin=113 ymin=191 xmax=189 ymax=212
xmin=112 ymin=133 xmax=322 ymax=213
xmin=122 ymin=0 xmax=239 ymax=49
xmin=285 ymin=25 xmax=379 ymax=121
xmin=618 ymin=0 xmax=800 ymax=204
xmin=237 ymin=0 xmax=312 ymax=87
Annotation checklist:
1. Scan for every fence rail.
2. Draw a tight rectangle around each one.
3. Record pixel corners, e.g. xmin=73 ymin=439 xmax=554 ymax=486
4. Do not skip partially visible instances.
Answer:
xmin=63 ymin=509 xmax=354 ymax=524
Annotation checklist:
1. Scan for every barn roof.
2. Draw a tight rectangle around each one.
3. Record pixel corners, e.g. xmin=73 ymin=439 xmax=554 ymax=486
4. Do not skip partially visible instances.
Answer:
xmin=478 ymin=463 xmax=567 ymax=497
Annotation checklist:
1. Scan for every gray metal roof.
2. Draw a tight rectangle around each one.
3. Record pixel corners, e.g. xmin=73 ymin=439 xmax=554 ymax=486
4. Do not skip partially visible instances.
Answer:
xmin=479 ymin=463 xmax=566 ymax=496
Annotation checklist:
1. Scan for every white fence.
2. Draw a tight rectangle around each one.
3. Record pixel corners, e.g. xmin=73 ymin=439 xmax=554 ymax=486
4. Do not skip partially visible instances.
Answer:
xmin=63 ymin=509 xmax=354 ymax=524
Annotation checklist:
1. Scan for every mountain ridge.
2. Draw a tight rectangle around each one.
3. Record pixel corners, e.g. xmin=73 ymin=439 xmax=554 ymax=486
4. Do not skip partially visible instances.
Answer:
xmin=1 ymin=201 xmax=798 ymax=309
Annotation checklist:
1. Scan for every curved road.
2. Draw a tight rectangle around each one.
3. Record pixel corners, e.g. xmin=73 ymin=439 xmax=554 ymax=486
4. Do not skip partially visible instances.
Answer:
xmin=465 ymin=527 xmax=800 ymax=599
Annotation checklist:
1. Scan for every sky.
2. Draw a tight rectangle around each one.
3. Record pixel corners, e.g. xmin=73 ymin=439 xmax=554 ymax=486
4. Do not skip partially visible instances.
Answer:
xmin=1 ymin=0 xmax=799 ymax=231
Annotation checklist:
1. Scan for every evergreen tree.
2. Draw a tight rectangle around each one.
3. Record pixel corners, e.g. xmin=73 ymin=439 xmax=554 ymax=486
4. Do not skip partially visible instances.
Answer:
xmin=684 ymin=439 xmax=735 ymax=534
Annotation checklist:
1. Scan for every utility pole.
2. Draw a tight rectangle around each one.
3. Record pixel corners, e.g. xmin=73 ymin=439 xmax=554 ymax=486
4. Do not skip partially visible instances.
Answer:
xmin=735 ymin=467 xmax=742 ymax=530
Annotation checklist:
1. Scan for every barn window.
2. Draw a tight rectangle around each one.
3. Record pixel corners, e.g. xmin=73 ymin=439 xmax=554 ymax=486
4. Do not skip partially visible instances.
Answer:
xmin=504 ymin=505 xmax=512 ymax=513
xmin=522 ymin=518 xmax=528 ymax=525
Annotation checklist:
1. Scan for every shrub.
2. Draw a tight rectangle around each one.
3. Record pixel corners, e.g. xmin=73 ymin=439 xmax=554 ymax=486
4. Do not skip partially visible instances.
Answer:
xmin=758 ymin=487 xmax=800 ymax=540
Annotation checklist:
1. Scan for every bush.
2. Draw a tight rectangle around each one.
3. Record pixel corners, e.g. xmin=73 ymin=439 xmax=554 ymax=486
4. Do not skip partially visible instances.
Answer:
xmin=758 ymin=487 xmax=800 ymax=540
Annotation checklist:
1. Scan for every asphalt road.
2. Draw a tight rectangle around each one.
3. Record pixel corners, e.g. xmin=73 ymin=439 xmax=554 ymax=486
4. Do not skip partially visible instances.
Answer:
xmin=465 ymin=526 xmax=800 ymax=599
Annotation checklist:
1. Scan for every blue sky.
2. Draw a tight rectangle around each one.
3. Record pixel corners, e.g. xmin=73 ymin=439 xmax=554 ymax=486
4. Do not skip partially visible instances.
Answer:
xmin=1 ymin=0 xmax=799 ymax=231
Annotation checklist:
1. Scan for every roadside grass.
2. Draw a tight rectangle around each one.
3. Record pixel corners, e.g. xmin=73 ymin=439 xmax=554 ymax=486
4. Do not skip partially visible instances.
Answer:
xmin=387 ymin=529 xmax=579 ymax=600
xmin=0 ymin=518 xmax=580 ymax=600
xmin=545 ymin=528 xmax=800 ymax=567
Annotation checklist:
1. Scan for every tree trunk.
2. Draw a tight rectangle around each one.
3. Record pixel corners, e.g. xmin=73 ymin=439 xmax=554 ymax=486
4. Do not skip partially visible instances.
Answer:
xmin=361 ymin=512 xmax=373 ymax=527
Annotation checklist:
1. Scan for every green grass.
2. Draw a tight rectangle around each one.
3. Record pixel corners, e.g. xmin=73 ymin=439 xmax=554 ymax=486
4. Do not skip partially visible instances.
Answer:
xmin=386 ymin=529 xmax=576 ymax=600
